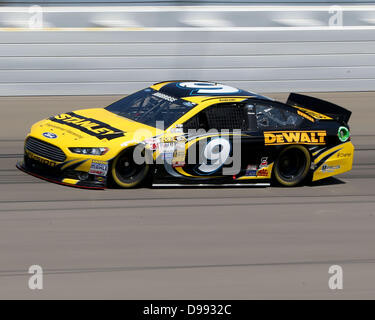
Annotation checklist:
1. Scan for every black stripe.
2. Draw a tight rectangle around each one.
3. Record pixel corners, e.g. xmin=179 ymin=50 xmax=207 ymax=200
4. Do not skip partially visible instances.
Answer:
xmin=312 ymin=147 xmax=328 ymax=159
xmin=49 ymin=112 xmax=125 ymax=141
xmin=314 ymin=148 xmax=343 ymax=172
xmin=64 ymin=160 xmax=88 ymax=171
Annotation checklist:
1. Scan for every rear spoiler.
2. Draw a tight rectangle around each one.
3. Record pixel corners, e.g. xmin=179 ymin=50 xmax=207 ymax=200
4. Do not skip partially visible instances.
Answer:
xmin=287 ymin=93 xmax=352 ymax=124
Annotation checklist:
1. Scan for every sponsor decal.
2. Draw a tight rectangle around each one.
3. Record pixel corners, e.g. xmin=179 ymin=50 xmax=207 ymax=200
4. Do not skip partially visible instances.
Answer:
xmin=337 ymin=152 xmax=352 ymax=158
xmin=182 ymin=101 xmax=196 ymax=107
xmin=89 ymin=160 xmax=108 ymax=176
xmin=245 ymin=165 xmax=257 ymax=177
xmin=177 ymin=82 xmax=240 ymax=95
xmin=175 ymin=140 xmax=185 ymax=151
xmin=44 ymin=123 xmax=83 ymax=139
xmin=160 ymin=136 xmax=175 ymax=143
xmin=219 ymin=98 xmax=237 ymax=102
xmin=175 ymin=135 xmax=186 ymax=142
xmin=25 ymin=149 xmax=58 ymax=167
xmin=294 ymin=106 xmax=332 ymax=120
xmin=170 ymin=124 xmax=184 ymax=134
xmin=172 ymin=161 xmax=185 ymax=168
xmin=256 ymin=158 xmax=270 ymax=177
xmin=42 ymin=132 xmax=57 ymax=139
xmin=259 ymin=157 xmax=268 ymax=168
xmin=297 ymin=110 xmax=315 ymax=123
xmin=173 ymin=149 xmax=186 ymax=162
xmin=257 ymin=168 xmax=269 ymax=177
xmin=49 ymin=112 xmax=125 ymax=140
xmin=158 ymin=135 xmax=186 ymax=164
xmin=264 ymin=131 xmax=327 ymax=145
xmin=170 ymin=139 xmax=186 ymax=167
xmin=163 ymin=152 xmax=174 ymax=161
xmin=321 ymin=164 xmax=341 ymax=173
xmin=152 ymin=92 xmax=177 ymax=103
xmin=159 ymin=142 xmax=175 ymax=154
xmin=144 ymin=138 xmax=159 ymax=151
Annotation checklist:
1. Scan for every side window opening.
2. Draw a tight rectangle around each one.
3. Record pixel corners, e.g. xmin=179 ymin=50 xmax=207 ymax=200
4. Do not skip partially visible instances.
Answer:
xmin=183 ymin=103 xmax=247 ymax=132
xmin=183 ymin=114 xmax=199 ymax=131
xmin=183 ymin=112 xmax=208 ymax=131
xmin=204 ymin=103 xmax=246 ymax=131
xmin=256 ymin=103 xmax=303 ymax=130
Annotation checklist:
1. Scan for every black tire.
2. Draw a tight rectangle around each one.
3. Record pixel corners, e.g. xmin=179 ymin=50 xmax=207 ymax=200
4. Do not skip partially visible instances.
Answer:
xmin=273 ymin=145 xmax=311 ymax=187
xmin=111 ymin=147 xmax=150 ymax=188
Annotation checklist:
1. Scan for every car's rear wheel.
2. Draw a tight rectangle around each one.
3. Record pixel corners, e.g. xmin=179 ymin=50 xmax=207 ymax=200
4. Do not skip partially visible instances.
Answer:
xmin=273 ymin=145 xmax=311 ymax=187
xmin=111 ymin=148 xmax=150 ymax=188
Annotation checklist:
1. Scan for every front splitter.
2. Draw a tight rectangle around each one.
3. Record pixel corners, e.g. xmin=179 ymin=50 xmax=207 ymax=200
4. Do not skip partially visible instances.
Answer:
xmin=16 ymin=162 xmax=106 ymax=190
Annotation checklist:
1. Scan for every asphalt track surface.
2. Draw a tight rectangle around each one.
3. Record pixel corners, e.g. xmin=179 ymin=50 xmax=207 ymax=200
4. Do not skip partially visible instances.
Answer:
xmin=0 ymin=92 xmax=374 ymax=299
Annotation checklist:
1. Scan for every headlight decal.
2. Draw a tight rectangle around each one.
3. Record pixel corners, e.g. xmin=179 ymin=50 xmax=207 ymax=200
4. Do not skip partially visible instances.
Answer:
xmin=69 ymin=147 xmax=109 ymax=156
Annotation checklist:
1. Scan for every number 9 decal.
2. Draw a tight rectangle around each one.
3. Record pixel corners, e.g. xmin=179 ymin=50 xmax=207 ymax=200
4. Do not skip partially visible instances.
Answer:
xmin=197 ymin=138 xmax=231 ymax=174
xmin=178 ymin=82 xmax=239 ymax=95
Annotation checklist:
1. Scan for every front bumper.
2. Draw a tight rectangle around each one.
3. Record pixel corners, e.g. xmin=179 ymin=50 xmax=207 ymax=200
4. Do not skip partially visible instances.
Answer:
xmin=17 ymin=154 xmax=107 ymax=190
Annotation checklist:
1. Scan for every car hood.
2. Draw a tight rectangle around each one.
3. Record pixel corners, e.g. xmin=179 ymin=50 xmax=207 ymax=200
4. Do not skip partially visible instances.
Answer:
xmin=30 ymin=108 xmax=163 ymax=147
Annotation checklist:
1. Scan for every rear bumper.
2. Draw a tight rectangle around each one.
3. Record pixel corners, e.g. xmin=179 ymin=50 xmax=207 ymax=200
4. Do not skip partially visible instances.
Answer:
xmin=312 ymin=141 xmax=354 ymax=182
xmin=16 ymin=159 xmax=106 ymax=190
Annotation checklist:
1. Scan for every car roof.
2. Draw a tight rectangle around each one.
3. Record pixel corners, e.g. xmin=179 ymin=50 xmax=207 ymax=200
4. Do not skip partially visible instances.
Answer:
xmin=151 ymin=80 xmax=272 ymax=102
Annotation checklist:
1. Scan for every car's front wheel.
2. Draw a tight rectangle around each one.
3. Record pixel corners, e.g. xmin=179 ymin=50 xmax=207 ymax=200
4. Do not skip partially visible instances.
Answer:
xmin=111 ymin=147 xmax=150 ymax=188
xmin=273 ymin=145 xmax=311 ymax=187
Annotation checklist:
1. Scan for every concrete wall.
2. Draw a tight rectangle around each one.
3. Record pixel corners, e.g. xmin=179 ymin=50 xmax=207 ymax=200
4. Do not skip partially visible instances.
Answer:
xmin=0 ymin=4 xmax=375 ymax=95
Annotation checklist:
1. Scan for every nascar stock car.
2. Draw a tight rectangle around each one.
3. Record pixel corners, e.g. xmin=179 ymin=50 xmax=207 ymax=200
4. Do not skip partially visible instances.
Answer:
xmin=17 ymin=81 xmax=354 ymax=189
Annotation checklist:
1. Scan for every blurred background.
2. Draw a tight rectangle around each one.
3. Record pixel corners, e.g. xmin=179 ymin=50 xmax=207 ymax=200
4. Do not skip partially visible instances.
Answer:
xmin=0 ymin=0 xmax=374 ymax=95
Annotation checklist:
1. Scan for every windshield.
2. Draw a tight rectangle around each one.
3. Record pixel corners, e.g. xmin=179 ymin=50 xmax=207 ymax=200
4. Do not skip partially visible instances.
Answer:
xmin=105 ymin=88 xmax=195 ymax=128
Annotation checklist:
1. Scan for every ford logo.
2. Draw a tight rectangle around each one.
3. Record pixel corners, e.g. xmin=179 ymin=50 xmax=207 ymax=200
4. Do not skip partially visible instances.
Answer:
xmin=43 ymin=132 xmax=57 ymax=139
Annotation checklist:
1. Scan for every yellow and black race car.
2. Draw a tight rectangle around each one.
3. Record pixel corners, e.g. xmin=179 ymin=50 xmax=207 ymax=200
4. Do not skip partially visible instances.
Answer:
xmin=17 ymin=81 xmax=354 ymax=189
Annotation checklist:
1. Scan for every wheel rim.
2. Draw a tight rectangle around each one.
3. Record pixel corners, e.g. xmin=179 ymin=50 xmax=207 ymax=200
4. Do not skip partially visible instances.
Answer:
xmin=277 ymin=148 xmax=307 ymax=182
xmin=113 ymin=149 xmax=148 ymax=186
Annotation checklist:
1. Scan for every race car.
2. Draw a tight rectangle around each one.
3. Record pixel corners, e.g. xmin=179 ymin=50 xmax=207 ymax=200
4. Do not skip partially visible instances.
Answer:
xmin=17 ymin=81 xmax=354 ymax=189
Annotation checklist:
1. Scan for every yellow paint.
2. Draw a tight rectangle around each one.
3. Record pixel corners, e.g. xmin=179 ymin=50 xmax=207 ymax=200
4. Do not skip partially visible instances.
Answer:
xmin=292 ymin=106 xmax=333 ymax=120
xmin=62 ymin=178 xmax=79 ymax=185
xmin=25 ymin=149 xmax=59 ymax=167
xmin=150 ymin=81 xmax=174 ymax=91
xmin=314 ymin=144 xmax=344 ymax=164
xmin=61 ymin=159 xmax=85 ymax=171
xmin=312 ymin=142 xmax=354 ymax=181
xmin=297 ymin=110 xmax=315 ymax=122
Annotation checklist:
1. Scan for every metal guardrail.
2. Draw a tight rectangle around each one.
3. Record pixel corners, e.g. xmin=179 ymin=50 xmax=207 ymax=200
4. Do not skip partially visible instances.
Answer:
xmin=0 ymin=4 xmax=375 ymax=95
